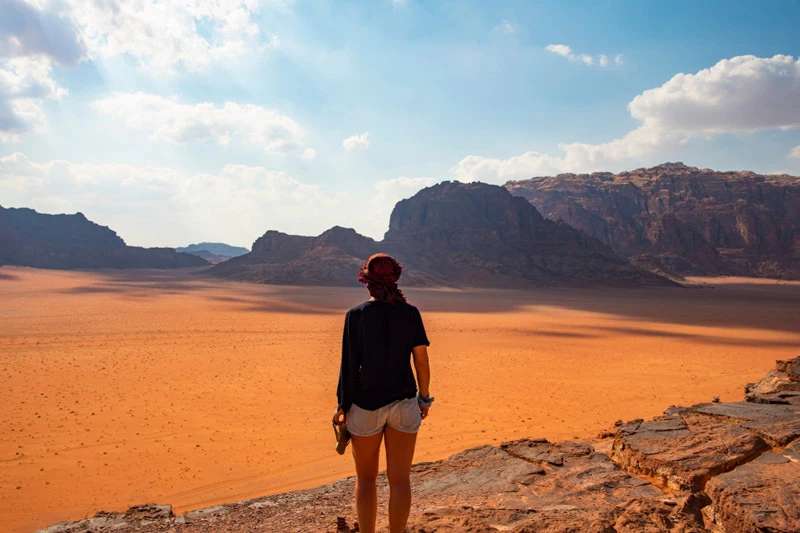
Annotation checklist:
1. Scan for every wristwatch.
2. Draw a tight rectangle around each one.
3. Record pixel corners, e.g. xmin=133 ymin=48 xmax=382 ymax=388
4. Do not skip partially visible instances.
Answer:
xmin=417 ymin=394 xmax=434 ymax=407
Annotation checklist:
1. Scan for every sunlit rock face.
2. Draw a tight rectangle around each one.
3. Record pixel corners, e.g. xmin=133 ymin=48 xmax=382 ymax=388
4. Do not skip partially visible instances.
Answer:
xmin=506 ymin=162 xmax=800 ymax=279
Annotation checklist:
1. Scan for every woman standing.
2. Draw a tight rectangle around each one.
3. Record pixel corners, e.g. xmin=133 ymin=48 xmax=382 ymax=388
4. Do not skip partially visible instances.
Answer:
xmin=334 ymin=253 xmax=433 ymax=533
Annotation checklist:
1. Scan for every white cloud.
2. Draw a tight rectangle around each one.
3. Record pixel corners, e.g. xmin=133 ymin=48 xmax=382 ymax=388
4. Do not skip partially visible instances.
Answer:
xmin=0 ymin=0 xmax=83 ymax=141
xmin=545 ymin=43 xmax=622 ymax=67
xmin=342 ymin=132 xmax=370 ymax=152
xmin=62 ymin=0 xmax=276 ymax=73
xmin=0 ymin=152 xmax=340 ymax=246
xmin=0 ymin=1 xmax=286 ymax=140
xmin=629 ymin=54 xmax=800 ymax=133
xmin=0 ymin=152 xmax=445 ymax=246
xmin=545 ymin=44 xmax=571 ymax=58
xmin=347 ymin=176 xmax=439 ymax=239
xmin=0 ymin=56 xmax=67 ymax=141
xmin=454 ymin=152 xmax=563 ymax=180
xmin=93 ymin=92 xmax=312 ymax=156
xmin=494 ymin=20 xmax=516 ymax=35
xmin=0 ymin=0 xmax=85 ymax=64
xmin=790 ymin=146 xmax=800 ymax=159
xmin=454 ymin=54 xmax=800 ymax=181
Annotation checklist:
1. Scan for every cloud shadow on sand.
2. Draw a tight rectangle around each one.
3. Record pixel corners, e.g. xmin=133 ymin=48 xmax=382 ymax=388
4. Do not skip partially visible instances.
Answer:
xmin=42 ymin=268 xmax=800 ymax=340
xmin=0 ymin=270 xmax=19 ymax=280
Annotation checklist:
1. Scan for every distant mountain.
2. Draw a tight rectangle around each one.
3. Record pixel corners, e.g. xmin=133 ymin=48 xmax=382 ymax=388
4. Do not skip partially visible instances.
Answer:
xmin=210 ymin=181 xmax=672 ymax=287
xmin=176 ymin=242 xmax=249 ymax=264
xmin=209 ymin=226 xmax=380 ymax=285
xmin=505 ymin=162 xmax=800 ymax=279
xmin=208 ymin=226 xmax=444 ymax=285
xmin=0 ymin=206 xmax=208 ymax=269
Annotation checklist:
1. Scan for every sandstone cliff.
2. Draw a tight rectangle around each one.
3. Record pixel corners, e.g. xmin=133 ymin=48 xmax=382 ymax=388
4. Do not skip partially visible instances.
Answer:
xmin=505 ymin=163 xmax=800 ymax=279
xmin=210 ymin=181 xmax=672 ymax=287
xmin=0 ymin=206 xmax=208 ymax=269
xmin=383 ymin=181 xmax=670 ymax=287
xmin=41 ymin=357 xmax=800 ymax=533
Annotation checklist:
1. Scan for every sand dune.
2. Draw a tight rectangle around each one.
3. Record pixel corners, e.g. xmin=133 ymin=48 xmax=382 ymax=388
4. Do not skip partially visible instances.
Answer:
xmin=1 ymin=267 xmax=799 ymax=532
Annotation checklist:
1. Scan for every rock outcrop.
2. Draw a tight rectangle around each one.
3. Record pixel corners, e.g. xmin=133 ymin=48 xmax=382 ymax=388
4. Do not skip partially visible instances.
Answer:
xmin=0 ymin=206 xmax=208 ymax=269
xmin=41 ymin=356 xmax=800 ymax=533
xmin=210 ymin=181 xmax=673 ymax=287
xmin=505 ymin=163 xmax=800 ymax=279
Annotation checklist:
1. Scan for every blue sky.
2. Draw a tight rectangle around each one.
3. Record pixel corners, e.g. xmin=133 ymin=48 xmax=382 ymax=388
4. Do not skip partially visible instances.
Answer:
xmin=1 ymin=0 xmax=799 ymax=247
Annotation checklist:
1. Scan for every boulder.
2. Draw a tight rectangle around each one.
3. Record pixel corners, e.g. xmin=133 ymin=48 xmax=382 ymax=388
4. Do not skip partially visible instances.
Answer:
xmin=746 ymin=356 xmax=800 ymax=404
xmin=703 ymin=440 xmax=800 ymax=533
xmin=692 ymin=401 xmax=800 ymax=446
xmin=610 ymin=412 xmax=769 ymax=492
xmin=39 ymin=504 xmax=173 ymax=533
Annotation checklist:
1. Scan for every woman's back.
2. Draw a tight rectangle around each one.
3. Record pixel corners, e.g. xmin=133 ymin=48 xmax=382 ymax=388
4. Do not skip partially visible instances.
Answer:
xmin=340 ymin=299 xmax=429 ymax=411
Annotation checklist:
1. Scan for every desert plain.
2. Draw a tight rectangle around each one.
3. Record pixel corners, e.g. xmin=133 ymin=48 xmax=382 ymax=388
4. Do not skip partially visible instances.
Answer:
xmin=1 ymin=266 xmax=799 ymax=532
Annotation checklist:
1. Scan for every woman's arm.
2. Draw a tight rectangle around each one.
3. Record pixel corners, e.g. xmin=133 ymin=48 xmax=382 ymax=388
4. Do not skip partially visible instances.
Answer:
xmin=336 ymin=311 xmax=355 ymax=422
xmin=412 ymin=345 xmax=431 ymax=417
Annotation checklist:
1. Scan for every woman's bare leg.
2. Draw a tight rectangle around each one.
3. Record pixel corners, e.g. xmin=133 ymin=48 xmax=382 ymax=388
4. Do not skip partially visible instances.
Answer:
xmin=351 ymin=432 xmax=384 ymax=533
xmin=384 ymin=426 xmax=417 ymax=533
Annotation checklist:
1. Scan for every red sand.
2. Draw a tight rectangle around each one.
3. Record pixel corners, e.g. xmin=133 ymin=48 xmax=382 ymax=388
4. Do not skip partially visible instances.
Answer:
xmin=1 ymin=267 xmax=798 ymax=532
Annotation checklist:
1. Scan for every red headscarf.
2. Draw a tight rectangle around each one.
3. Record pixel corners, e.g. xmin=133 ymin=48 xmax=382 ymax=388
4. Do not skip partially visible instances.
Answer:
xmin=357 ymin=253 xmax=406 ymax=304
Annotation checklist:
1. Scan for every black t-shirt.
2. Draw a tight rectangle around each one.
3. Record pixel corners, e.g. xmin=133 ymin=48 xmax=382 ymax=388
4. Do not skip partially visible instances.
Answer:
xmin=337 ymin=299 xmax=430 ymax=412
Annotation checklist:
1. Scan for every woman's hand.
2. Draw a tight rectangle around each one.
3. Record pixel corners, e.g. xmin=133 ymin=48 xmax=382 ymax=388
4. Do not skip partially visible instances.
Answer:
xmin=333 ymin=407 xmax=346 ymax=425
xmin=420 ymin=404 xmax=430 ymax=419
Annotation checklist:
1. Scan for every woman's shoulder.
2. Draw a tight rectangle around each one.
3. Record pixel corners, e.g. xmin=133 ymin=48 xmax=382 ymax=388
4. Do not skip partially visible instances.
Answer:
xmin=403 ymin=301 xmax=421 ymax=312
xmin=347 ymin=300 xmax=419 ymax=313
xmin=347 ymin=300 xmax=374 ymax=315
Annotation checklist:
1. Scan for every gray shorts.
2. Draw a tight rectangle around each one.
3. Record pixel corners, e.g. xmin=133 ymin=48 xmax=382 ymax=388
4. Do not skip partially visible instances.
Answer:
xmin=346 ymin=397 xmax=422 ymax=437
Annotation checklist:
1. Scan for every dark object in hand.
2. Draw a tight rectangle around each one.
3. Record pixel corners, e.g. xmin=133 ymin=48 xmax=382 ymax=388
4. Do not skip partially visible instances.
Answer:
xmin=332 ymin=412 xmax=351 ymax=455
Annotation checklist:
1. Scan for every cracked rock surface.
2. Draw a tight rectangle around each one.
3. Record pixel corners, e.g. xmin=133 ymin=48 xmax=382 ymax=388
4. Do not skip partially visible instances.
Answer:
xmin=40 ymin=357 xmax=800 ymax=533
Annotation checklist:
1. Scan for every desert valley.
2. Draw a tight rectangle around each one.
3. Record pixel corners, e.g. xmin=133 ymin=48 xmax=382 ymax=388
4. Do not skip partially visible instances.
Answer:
xmin=1 ymin=164 xmax=800 ymax=532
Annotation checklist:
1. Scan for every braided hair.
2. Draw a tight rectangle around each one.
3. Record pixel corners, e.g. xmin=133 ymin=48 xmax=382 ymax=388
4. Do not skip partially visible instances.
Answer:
xmin=357 ymin=253 xmax=407 ymax=304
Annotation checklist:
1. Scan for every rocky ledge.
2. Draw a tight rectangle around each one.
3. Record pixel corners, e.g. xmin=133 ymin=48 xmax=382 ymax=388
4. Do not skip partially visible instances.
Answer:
xmin=42 ymin=357 xmax=800 ymax=533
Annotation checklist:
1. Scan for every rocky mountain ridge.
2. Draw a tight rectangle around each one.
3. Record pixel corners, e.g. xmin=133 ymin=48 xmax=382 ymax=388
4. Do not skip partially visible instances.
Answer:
xmin=41 ymin=356 xmax=800 ymax=532
xmin=176 ymin=242 xmax=249 ymax=264
xmin=0 ymin=206 xmax=207 ymax=269
xmin=505 ymin=162 xmax=800 ymax=279
xmin=210 ymin=181 xmax=672 ymax=287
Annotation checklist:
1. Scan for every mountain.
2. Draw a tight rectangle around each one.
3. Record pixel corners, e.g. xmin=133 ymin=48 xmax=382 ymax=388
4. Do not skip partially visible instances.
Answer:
xmin=210 ymin=181 xmax=672 ymax=287
xmin=0 ymin=206 xmax=208 ymax=269
xmin=505 ymin=163 xmax=800 ymax=279
xmin=176 ymin=242 xmax=249 ymax=264
xmin=208 ymin=226 xmax=383 ymax=285
xmin=383 ymin=181 xmax=671 ymax=287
